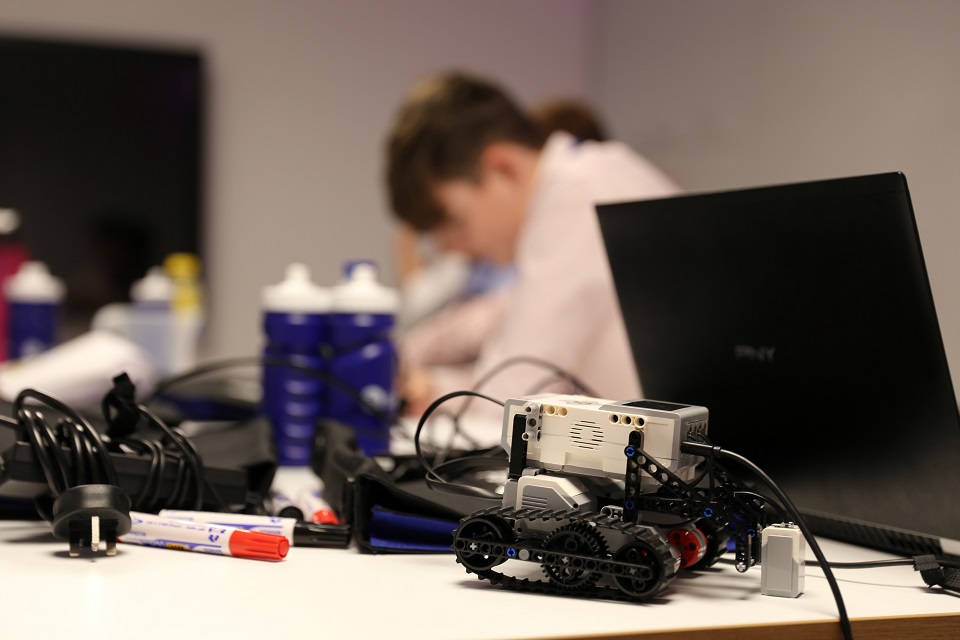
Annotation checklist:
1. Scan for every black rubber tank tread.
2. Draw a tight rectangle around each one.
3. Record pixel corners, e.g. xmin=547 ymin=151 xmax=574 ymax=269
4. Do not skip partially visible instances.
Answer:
xmin=452 ymin=506 xmax=679 ymax=601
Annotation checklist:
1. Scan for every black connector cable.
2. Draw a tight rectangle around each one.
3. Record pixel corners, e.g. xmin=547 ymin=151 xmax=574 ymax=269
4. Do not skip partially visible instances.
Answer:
xmin=420 ymin=355 xmax=599 ymax=455
xmin=681 ymin=441 xmax=854 ymax=640
xmin=452 ymin=355 xmax=597 ymax=423
xmin=723 ymin=551 xmax=960 ymax=596
xmin=817 ymin=556 xmax=959 ymax=592
xmin=146 ymin=355 xmax=395 ymax=424
xmin=414 ymin=389 xmax=506 ymax=500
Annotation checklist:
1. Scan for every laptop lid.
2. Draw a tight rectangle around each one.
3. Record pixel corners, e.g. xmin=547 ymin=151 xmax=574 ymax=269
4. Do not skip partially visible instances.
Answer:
xmin=597 ymin=172 xmax=960 ymax=559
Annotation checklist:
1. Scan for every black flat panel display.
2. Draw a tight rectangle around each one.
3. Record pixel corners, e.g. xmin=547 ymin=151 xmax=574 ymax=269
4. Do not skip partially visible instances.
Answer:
xmin=598 ymin=173 xmax=960 ymax=557
xmin=0 ymin=34 xmax=203 ymax=337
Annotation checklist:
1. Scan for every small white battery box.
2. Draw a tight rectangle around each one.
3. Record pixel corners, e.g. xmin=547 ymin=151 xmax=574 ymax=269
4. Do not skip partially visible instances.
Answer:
xmin=760 ymin=523 xmax=805 ymax=598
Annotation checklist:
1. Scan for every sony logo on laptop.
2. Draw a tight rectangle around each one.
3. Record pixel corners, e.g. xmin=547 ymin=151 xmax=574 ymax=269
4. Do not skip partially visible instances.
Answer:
xmin=734 ymin=345 xmax=776 ymax=363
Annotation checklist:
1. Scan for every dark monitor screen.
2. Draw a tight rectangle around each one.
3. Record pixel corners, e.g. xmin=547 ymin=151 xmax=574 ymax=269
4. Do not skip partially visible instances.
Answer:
xmin=598 ymin=173 xmax=960 ymax=557
xmin=0 ymin=34 xmax=203 ymax=338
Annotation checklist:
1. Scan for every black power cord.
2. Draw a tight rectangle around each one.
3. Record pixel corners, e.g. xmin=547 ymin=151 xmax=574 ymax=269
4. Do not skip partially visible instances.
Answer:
xmin=7 ymin=388 xmax=130 ymax=555
xmin=414 ymin=389 xmax=506 ymax=500
xmin=452 ymin=355 xmax=597 ymax=424
xmin=816 ymin=557 xmax=960 ymax=594
xmin=146 ymin=355 xmax=396 ymax=424
xmin=681 ymin=441 xmax=854 ymax=640
xmin=722 ymin=553 xmax=960 ymax=596
xmin=12 ymin=389 xmax=118 ymax=492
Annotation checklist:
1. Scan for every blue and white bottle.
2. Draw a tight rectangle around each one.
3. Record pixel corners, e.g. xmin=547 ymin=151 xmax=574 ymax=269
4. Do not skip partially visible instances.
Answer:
xmin=262 ymin=264 xmax=331 ymax=466
xmin=328 ymin=261 xmax=399 ymax=455
xmin=4 ymin=261 xmax=64 ymax=359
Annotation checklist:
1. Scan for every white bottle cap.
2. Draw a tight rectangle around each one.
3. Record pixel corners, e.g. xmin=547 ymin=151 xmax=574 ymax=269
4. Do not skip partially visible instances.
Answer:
xmin=331 ymin=261 xmax=398 ymax=314
xmin=263 ymin=263 xmax=331 ymax=313
xmin=131 ymin=267 xmax=174 ymax=303
xmin=0 ymin=208 xmax=21 ymax=235
xmin=3 ymin=261 xmax=65 ymax=303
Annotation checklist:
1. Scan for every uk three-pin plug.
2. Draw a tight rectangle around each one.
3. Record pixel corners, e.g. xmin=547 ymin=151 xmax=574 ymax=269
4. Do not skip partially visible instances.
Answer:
xmin=51 ymin=485 xmax=132 ymax=557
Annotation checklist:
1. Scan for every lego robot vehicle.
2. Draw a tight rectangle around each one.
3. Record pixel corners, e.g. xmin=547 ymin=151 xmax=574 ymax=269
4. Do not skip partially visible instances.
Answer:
xmin=451 ymin=394 xmax=771 ymax=600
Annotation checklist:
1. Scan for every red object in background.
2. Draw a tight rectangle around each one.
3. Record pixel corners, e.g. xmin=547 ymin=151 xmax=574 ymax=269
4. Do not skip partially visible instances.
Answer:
xmin=0 ymin=240 xmax=30 ymax=361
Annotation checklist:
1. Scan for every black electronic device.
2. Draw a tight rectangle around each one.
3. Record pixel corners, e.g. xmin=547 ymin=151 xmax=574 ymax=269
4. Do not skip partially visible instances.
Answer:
xmin=597 ymin=172 xmax=960 ymax=560
xmin=0 ymin=439 xmax=249 ymax=507
xmin=0 ymin=34 xmax=203 ymax=338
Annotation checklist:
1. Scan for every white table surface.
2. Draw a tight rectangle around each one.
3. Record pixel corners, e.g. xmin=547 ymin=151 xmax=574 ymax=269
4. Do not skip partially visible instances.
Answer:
xmin=2 ymin=516 xmax=958 ymax=640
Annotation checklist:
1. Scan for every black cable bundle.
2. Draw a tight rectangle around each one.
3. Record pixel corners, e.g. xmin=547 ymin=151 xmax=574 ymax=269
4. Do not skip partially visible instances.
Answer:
xmin=8 ymin=388 xmax=118 ymax=519
xmin=0 ymin=373 xmax=224 ymax=519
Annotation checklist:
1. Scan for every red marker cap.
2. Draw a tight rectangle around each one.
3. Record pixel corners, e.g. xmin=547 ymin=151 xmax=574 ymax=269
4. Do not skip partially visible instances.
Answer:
xmin=309 ymin=509 xmax=340 ymax=525
xmin=227 ymin=528 xmax=290 ymax=560
xmin=297 ymin=488 xmax=340 ymax=524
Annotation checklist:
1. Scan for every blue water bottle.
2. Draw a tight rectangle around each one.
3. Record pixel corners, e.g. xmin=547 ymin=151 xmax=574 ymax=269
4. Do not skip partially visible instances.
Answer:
xmin=4 ymin=261 xmax=64 ymax=359
xmin=262 ymin=264 xmax=331 ymax=466
xmin=328 ymin=261 xmax=399 ymax=455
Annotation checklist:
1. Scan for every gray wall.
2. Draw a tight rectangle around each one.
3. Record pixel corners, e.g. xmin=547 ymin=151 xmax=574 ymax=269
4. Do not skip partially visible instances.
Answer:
xmin=0 ymin=0 xmax=594 ymax=357
xmin=4 ymin=1 xmax=960 ymax=395
xmin=593 ymin=0 xmax=960 ymax=392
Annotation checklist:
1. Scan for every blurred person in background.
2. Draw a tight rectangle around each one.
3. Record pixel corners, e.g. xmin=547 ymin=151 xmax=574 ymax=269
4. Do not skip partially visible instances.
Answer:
xmin=387 ymin=72 xmax=677 ymax=416
xmin=531 ymin=98 xmax=609 ymax=143
xmin=394 ymin=98 xmax=610 ymax=377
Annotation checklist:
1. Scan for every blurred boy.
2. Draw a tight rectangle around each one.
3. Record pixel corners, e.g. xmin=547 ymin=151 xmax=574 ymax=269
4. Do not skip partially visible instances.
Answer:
xmin=386 ymin=72 xmax=677 ymax=414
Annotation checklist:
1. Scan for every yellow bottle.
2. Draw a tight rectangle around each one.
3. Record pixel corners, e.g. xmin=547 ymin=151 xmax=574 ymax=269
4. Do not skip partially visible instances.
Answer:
xmin=163 ymin=252 xmax=203 ymax=315
xmin=162 ymin=253 xmax=204 ymax=374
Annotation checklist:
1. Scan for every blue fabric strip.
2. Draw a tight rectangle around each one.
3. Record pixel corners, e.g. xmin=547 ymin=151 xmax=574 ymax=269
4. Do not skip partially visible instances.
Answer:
xmin=367 ymin=505 xmax=458 ymax=553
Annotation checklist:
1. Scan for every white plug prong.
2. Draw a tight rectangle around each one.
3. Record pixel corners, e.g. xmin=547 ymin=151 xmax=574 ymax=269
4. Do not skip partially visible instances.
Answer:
xmin=90 ymin=515 xmax=101 ymax=553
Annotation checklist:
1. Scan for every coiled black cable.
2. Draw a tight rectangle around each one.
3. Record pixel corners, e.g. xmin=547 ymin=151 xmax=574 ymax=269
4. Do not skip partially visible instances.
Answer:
xmin=12 ymin=388 xmax=117 ymax=495
xmin=2 ymin=380 xmax=223 ymax=518
xmin=102 ymin=374 xmax=224 ymax=511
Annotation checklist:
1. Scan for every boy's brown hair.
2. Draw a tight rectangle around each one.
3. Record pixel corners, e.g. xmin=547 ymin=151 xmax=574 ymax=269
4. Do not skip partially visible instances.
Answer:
xmin=386 ymin=72 xmax=546 ymax=231
xmin=532 ymin=99 xmax=608 ymax=143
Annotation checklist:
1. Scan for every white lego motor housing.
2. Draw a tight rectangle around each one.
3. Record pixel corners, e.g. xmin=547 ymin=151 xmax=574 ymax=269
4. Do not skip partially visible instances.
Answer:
xmin=501 ymin=394 xmax=708 ymax=494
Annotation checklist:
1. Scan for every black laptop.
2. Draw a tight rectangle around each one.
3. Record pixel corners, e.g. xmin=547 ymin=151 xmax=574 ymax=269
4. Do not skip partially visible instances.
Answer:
xmin=597 ymin=172 xmax=960 ymax=560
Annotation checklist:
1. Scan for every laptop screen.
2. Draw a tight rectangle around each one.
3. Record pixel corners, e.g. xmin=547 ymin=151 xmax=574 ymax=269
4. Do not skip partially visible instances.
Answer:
xmin=598 ymin=172 xmax=960 ymax=558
